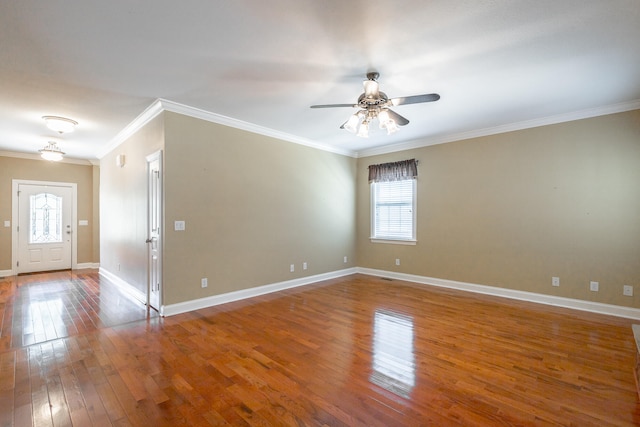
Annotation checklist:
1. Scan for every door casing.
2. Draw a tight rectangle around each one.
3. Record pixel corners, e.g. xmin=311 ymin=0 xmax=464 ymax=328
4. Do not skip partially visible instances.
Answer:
xmin=146 ymin=151 xmax=162 ymax=311
xmin=11 ymin=179 xmax=78 ymax=275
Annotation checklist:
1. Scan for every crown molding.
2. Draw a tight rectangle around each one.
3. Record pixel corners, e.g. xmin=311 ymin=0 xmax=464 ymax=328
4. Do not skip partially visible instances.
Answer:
xmin=356 ymin=99 xmax=640 ymax=158
xmin=159 ymin=99 xmax=355 ymax=157
xmin=97 ymin=98 xmax=356 ymax=159
xmin=96 ymin=100 xmax=165 ymax=159
xmin=0 ymin=150 xmax=95 ymax=165
xmin=97 ymin=97 xmax=640 ymax=161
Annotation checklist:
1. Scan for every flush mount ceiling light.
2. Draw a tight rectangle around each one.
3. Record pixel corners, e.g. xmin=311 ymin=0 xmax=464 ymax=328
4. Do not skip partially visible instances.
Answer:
xmin=311 ymin=72 xmax=440 ymax=137
xmin=42 ymin=116 xmax=78 ymax=134
xmin=39 ymin=141 xmax=65 ymax=161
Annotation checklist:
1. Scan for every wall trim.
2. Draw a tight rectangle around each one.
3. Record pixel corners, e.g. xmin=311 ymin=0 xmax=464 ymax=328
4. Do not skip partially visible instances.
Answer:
xmin=357 ymin=99 xmax=640 ymax=158
xmin=159 ymin=99 xmax=355 ymax=157
xmin=96 ymin=100 xmax=165 ymax=159
xmin=99 ymin=268 xmax=147 ymax=306
xmin=161 ymin=268 xmax=358 ymax=317
xmin=357 ymin=267 xmax=640 ymax=320
xmin=96 ymin=265 xmax=640 ymax=320
xmin=0 ymin=150 xmax=96 ymax=165
xmin=0 ymin=266 xmax=98 ymax=277
xmin=76 ymin=262 xmax=99 ymax=270
xmin=97 ymin=98 xmax=356 ymax=160
xmin=96 ymin=98 xmax=640 ymax=161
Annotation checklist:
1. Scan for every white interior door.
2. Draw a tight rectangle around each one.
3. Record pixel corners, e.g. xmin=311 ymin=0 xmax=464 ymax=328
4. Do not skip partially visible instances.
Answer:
xmin=17 ymin=184 xmax=73 ymax=273
xmin=147 ymin=151 xmax=162 ymax=311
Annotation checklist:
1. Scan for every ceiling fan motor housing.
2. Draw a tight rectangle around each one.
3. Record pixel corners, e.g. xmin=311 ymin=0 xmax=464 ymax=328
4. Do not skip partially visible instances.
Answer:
xmin=357 ymin=92 xmax=388 ymax=108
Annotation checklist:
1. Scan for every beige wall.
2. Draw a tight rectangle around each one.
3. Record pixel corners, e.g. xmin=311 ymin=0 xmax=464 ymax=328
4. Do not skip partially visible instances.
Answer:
xmin=0 ymin=156 xmax=98 ymax=272
xmin=100 ymin=114 xmax=164 ymax=294
xmin=162 ymin=112 xmax=357 ymax=305
xmin=356 ymin=110 xmax=640 ymax=307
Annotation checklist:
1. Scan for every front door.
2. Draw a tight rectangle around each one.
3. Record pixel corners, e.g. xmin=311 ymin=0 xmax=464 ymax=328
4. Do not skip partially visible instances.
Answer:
xmin=17 ymin=183 xmax=73 ymax=273
xmin=147 ymin=151 xmax=162 ymax=311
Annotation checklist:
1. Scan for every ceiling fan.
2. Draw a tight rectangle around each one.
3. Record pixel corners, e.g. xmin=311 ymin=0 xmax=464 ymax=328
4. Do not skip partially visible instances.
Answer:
xmin=310 ymin=72 xmax=440 ymax=137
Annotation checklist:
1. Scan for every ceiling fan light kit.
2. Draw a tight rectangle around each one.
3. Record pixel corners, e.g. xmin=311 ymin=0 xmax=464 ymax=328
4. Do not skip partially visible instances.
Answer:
xmin=39 ymin=141 xmax=65 ymax=161
xmin=38 ymin=115 xmax=78 ymax=160
xmin=311 ymin=72 xmax=440 ymax=138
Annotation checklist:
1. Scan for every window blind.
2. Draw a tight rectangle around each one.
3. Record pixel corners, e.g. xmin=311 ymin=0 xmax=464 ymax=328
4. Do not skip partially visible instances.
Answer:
xmin=372 ymin=179 xmax=415 ymax=240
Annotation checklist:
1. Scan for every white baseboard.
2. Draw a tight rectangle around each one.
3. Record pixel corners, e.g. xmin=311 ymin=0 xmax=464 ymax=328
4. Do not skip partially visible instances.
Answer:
xmin=161 ymin=267 xmax=358 ymax=317
xmin=97 ymin=265 xmax=640 ymax=320
xmin=75 ymin=262 xmax=100 ymax=270
xmin=0 ymin=264 xmax=100 ymax=277
xmin=99 ymin=268 xmax=147 ymax=305
xmin=357 ymin=267 xmax=640 ymax=320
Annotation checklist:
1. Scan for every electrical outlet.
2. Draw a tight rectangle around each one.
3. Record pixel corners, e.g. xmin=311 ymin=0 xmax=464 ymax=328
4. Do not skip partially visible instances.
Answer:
xmin=590 ymin=281 xmax=599 ymax=292
xmin=344 ymin=256 xmax=348 ymax=263
xmin=624 ymin=285 xmax=633 ymax=296
xmin=303 ymin=262 xmax=307 ymax=270
xmin=395 ymin=258 xmax=400 ymax=266
xmin=201 ymin=278 xmax=208 ymax=288
xmin=552 ymin=277 xmax=560 ymax=287
xmin=290 ymin=264 xmax=295 ymax=272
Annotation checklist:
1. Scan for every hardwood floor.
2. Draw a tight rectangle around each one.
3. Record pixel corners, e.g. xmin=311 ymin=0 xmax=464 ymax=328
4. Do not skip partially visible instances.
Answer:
xmin=0 ymin=271 xmax=639 ymax=426
xmin=0 ymin=270 xmax=154 ymax=352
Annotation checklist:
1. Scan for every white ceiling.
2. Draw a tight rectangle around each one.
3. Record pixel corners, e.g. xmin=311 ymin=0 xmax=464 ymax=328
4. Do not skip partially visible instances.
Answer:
xmin=1 ymin=0 xmax=639 ymax=161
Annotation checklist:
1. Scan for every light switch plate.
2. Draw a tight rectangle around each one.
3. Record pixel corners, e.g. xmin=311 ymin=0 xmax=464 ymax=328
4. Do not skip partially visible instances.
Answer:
xmin=78 ymin=220 xmax=89 ymax=226
xmin=174 ymin=220 xmax=185 ymax=231
xmin=3 ymin=220 xmax=9 ymax=228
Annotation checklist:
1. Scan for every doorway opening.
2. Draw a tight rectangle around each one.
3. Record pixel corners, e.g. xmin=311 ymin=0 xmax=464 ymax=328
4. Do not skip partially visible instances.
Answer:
xmin=11 ymin=180 xmax=78 ymax=275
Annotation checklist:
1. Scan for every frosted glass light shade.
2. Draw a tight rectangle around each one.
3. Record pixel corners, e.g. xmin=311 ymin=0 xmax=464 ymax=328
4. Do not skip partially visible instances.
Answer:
xmin=43 ymin=116 xmax=78 ymax=133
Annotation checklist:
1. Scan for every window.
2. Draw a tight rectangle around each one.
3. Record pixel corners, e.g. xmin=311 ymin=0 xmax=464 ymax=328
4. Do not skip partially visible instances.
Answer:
xmin=30 ymin=192 xmax=63 ymax=243
xmin=369 ymin=159 xmax=417 ymax=243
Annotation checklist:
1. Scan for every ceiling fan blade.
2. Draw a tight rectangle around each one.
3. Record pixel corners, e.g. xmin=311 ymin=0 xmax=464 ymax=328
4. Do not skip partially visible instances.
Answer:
xmin=389 ymin=93 xmax=440 ymax=106
xmin=386 ymin=109 xmax=410 ymax=126
xmin=310 ymin=103 xmax=356 ymax=108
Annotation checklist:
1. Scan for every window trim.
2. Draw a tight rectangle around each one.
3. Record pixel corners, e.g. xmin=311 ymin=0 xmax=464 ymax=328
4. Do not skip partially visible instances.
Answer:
xmin=370 ymin=178 xmax=417 ymax=245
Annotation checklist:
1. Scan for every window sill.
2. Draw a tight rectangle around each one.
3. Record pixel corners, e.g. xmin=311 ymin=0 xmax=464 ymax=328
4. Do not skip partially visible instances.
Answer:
xmin=370 ymin=238 xmax=417 ymax=246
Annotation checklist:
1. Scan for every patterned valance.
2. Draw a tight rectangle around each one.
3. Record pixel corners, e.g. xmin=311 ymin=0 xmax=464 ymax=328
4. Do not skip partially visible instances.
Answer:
xmin=368 ymin=159 xmax=418 ymax=183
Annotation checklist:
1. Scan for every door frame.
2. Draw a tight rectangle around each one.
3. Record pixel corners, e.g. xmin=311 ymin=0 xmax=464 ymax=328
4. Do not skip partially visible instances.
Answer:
xmin=11 ymin=179 xmax=78 ymax=275
xmin=146 ymin=150 xmax=163 ymax=311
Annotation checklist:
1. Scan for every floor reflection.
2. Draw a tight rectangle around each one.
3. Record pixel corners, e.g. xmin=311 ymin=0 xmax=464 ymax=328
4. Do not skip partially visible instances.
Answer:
xmin=370 ymin=309 xmax=415 ymax=398
xmin=2 ymin=270 xmax=155 ymax=349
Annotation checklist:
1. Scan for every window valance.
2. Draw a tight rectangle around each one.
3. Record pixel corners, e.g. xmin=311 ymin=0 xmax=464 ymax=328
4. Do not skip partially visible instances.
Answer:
xmin=368 ymin=159 xmax=418 ymax=183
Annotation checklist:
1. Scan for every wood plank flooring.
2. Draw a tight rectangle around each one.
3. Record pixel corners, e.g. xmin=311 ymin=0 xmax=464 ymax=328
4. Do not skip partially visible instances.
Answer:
xmin=0 ymin=270 xmax=154 ymax=352
xmin=0 ymin=271 xmax=639 ymax=426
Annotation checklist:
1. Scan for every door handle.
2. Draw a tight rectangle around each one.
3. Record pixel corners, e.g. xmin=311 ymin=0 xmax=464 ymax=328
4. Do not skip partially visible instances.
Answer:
xmin=146 ymin=237 xmax=157 ymax=243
